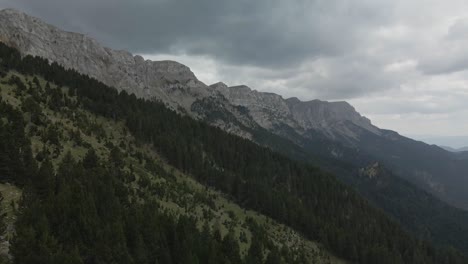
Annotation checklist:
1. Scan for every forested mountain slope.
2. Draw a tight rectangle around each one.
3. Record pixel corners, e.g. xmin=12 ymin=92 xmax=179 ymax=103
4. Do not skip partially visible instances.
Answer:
xmin=209 ymin=83 xmax=468 ymax=210
xmin=0 ymin=43 xmax=466 ymax=263
xmin=339 ymin=162 xmax=468 ymax=255
xmin=254 ymin=123 xmax=468 ymax=255
xmin=0 ymin=67 xmax=344 ymax=263
xmin=1 ymin=8 xmax=468 ymax=214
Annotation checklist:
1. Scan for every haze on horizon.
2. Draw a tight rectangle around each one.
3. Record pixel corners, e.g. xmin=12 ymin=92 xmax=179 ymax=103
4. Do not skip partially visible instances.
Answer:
xmin=1 ymin=0 xmax=467 ymax=147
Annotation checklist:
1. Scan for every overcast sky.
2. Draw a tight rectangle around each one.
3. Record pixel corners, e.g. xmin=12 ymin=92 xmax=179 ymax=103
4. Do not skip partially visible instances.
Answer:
xmin=1 ymin=0 xmax=468 ymax=147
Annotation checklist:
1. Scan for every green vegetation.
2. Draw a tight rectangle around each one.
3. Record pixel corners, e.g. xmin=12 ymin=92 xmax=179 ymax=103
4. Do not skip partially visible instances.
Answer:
xmin=0 ymin=42 xmax=466 ymax=263
xmin=0 ymin=71 xmax=342 ymax=263
xmin=267 ymin=124 xmax=468 ymax=255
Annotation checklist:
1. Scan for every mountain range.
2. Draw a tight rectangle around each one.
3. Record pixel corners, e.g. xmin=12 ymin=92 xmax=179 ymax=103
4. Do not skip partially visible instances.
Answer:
xmin=1 ymin=8 xmax=466 ymax=210
xmin=441 ymin=146 xmax=468 ymax=152
xmin=1 ymin=8 xmax=468 ymax=261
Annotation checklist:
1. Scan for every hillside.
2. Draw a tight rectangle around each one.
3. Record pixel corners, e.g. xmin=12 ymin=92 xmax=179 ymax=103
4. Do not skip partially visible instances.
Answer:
xmin=1 ymin=8 xmax=468 ymax=214
xmin=441 ymin=146 xmax=468 ymax=152
xmin=255 ymin=124 xmax=468 ymax=255
xmin=0 ymin=42 xmax=467 ymax=263
xmin=0 ymin=70 xmax=345 ymax=263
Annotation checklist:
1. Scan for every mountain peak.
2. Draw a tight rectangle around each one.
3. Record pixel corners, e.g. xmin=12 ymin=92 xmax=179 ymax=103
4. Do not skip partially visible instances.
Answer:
xmin=286 ymin=97 xmax=301 ymax=103
xmin=0 ymin=8 xmax=26 ymax=16
xmin=209 ymin=82 xmax=229 ymax=90
xmin=0 ymin=8 xmax=20 ymax=13
xmin=284 ymin=97 xmax=381 ymax=139
xmin=229 ymin=85 xmax=253 ymax=92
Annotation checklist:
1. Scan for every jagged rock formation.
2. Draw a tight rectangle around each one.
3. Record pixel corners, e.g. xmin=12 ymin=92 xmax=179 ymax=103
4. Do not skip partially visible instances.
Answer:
xmin=211 ymin=82 xmax=381 ymax=142
xmin=359 ymin=162 xmax=382 ymax=179
xmin=213 ymin=83 xmax=302 ymax=131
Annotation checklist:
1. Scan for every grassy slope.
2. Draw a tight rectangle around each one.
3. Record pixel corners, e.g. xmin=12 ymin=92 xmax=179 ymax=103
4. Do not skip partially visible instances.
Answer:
xmin=0 ymin=72 xmax=346 ymax=264
xmin=0 ymin=183 xmax=21 ymax=258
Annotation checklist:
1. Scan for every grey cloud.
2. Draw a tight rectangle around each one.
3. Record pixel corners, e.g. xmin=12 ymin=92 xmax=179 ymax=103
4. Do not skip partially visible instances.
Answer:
xmin=418 ymin=18 xmax=468 ymax=75
xmin=0 ymin=0 xmax=394 ymax=68
xmin=215 ymin=55 xmax=403 ymax=101
xmin=418 ymin=45 xmax=468 ymax=75
xmin=447 ymin=18 xmax=468 ymax=40
xmin=355 ymin=95 xmax=468 ymax=115
xmin=420 ymin=58 xmax=468 ymax=75
xmin=0 ymin=0 xmax=403 ymax=101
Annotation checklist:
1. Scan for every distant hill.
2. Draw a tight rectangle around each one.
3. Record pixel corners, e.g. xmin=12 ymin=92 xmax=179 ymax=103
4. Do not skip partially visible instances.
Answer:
xmin=441 ymin=145 xmax=468 ymax=152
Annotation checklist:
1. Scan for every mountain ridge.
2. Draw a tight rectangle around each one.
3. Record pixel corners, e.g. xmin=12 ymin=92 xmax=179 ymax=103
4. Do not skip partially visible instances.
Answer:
xmin=0 ymin=8 xmax=381 ymax=143
xmin=2 ymin=8 xmax=468 ymax=212
xmin=2 ymin=43 xmax=466 ymax=263
xmin=441 ymin=145 xmax=468 ymax=152
xmin=4 ymin=9 xmax=468 ymax=260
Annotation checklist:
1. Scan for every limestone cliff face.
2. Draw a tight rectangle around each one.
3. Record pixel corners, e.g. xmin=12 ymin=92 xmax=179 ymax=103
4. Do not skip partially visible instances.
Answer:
xmin=212 ymin=82 xmax=381 ymax=141
xmin=213 ymin=83 xmax=301 ymax=131
xmin=0 ymin=8 xmax=381 ymax=143
xmin=285 ymin=98 xmax=381 ymax=140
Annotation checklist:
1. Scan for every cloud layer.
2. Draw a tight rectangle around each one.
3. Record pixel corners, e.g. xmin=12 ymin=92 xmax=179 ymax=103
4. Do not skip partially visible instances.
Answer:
xmin=1 ymin=0 xmax=467 ymax=141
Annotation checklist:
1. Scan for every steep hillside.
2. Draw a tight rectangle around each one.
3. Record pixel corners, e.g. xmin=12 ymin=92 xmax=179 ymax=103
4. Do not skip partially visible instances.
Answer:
xmin=212 ymin=82 xmax=468 ymax=209
xmin=354 ymin=129 xmax=468 ymax=209
xmin=0 ymin=71 xmax=345 ymax=263
xmin=256 ymin=123 xmax=468 ymax=255
xmin=347 ymin=162 xmax=468 ymax=253
xmin=1 ymin=43 xmax=467 ymax=263
xmin=1 ymin=8 xmax=467 ymax=213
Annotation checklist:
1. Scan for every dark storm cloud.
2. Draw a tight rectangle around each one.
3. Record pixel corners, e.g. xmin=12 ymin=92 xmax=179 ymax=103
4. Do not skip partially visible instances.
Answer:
xmin=0 ymin=0 xmax=394 ymax=68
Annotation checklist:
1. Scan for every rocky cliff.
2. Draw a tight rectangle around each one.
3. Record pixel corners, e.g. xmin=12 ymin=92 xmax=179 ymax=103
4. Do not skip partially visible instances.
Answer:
xmin=211 ymin=82 xmax=381 ymax=142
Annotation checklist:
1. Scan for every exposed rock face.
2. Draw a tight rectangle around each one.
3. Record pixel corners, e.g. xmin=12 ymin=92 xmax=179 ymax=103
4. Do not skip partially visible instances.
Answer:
xmin=285 ymin=98 xmax=381 ymax=140
xmin=0 ymin=8 xmax=380 ymax=143
xmin=213 ymin=82 xmax=380 ymax=142
xmin=214 ymin=84 xmax=301 ymax=131
xmin=359 ymin=162 xmax=382 ymax=179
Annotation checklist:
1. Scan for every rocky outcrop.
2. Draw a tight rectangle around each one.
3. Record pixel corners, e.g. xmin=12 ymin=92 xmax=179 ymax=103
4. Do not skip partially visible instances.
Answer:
xmin=214 ymin=84 xmax=301 ymax=131
xmin=212 ymin=82 xmax=381 ymax=142
xmin=285 ymin=98 xmax=381 ymax=140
